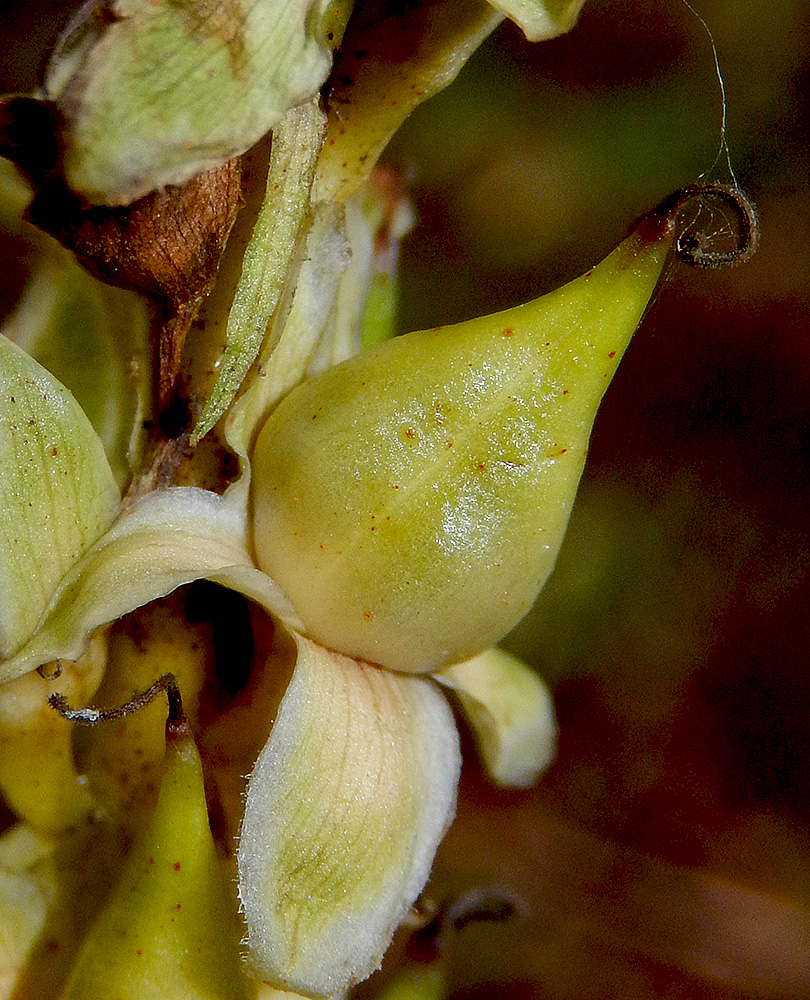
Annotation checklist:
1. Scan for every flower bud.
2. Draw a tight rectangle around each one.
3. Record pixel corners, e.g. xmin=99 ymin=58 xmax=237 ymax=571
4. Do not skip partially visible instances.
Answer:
xmin=251 ymin=213 xmax=673 ymax=673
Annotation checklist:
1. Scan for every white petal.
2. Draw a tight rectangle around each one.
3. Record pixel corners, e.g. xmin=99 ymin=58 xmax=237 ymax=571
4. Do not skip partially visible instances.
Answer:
xmin=238 ymin=634 xmax=460 ymax=998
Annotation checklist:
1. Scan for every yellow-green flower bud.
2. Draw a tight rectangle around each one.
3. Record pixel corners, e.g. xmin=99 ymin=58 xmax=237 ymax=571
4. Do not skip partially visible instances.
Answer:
xmin=250 ymin=186 xmax=755 ymax=674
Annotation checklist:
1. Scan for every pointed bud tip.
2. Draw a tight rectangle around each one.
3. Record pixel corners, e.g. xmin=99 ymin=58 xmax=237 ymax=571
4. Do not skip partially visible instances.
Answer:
xmin=636 ymin=183 xmax=759 ymax=269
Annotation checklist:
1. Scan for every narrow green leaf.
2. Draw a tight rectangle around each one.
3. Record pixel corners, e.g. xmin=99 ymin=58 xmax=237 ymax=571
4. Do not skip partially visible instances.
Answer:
xmin=0 ymin=336 xmax=119 ymax=661
xmin=221 ymin=198 xmax=349 ymax=479
xmin=191 ymin=100 xmax=326 ymax=446
xmin=43 ymin=0 xmax=347 ymax=205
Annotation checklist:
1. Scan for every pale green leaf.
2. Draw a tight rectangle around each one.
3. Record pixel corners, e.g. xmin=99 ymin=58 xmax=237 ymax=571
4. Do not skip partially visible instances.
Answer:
xmin=436 ymin=647 xmax=557 ymax=788
xmin=43 ymin=0 xmax=346 ymax=205
xmin=8 ymin=261 xmax=150 ymax=489
xmin=0 ymin=335 xmax=120 ymax=662
xmin=488 ymin=0 xmax=586 ymax=41
xmin=238 ymin=633 xmax=461 ymax=997
xmin=191 ymin=100 xmax=326 ymax=446
xmin=0 ymin=487 xmax=300 ymax=684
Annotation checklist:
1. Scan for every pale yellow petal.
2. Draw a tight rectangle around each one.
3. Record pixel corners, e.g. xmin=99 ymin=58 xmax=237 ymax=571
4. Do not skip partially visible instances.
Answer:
xmin=0 ymin=487 xmax=300 ymax=683
xmin=238 ymin=634 xmax=460 ymax=998
xmin=436 ymin=647 xmax=557 ymax=788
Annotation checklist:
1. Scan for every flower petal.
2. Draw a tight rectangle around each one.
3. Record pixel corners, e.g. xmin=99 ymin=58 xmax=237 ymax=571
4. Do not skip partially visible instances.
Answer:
xmin=238 ymin=633 xmax=461 ymax=998
xmin=8 ymin=260 xmax=150 ymax=490
xmin=436 ymin=647 xmax=557 ymax=788
xmin=0 ymin=335 xmax=120 ymax=662
xmin=489 ymin=0 xmax=585 ymax=41
xmin=0 ymin=487 xmax=300 ymax=683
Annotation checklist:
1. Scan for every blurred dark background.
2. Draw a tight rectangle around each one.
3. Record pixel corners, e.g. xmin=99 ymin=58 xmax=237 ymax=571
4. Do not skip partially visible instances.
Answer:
xmin=3 ymin=0 xmax=810 ymax=996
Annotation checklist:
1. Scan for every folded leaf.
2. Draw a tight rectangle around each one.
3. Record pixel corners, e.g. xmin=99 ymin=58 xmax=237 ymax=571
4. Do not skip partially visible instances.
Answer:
xmin=313 ymin=0 xmax=503 ymax=205
xmin=0 ymin=335 xmax=120 ymax=661
xmin=238 ymin=633 xmax=461 ymax=997
xmin=43 ymin=0 xmax=348 ymax=204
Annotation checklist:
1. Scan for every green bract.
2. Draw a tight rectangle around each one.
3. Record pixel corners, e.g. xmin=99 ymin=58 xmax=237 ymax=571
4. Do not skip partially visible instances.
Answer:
xmin=60 ymin=714 xmax=249 ymax=1000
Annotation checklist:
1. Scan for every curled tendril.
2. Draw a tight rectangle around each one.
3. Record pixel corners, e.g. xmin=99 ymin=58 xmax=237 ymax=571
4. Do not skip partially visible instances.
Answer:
xmin=650 ymin=183 xmax=759 ymax=269
xmin=49 ymin=671 xmax=187 ymax=736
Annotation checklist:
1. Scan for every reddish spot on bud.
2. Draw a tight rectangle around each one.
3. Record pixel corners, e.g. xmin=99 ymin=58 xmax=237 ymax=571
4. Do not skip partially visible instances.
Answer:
xmin=502 ymin=327 xmax=514 ymax=338
xmin=608 ymin=351 xmax=616 ymax=358
xmin=173 ymin=861 xmax=181 ymax=871
xmin=51 ymin=446 xmax=58 ymax=457
xmin=562 ymin=389 xmax=569 ymax=396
